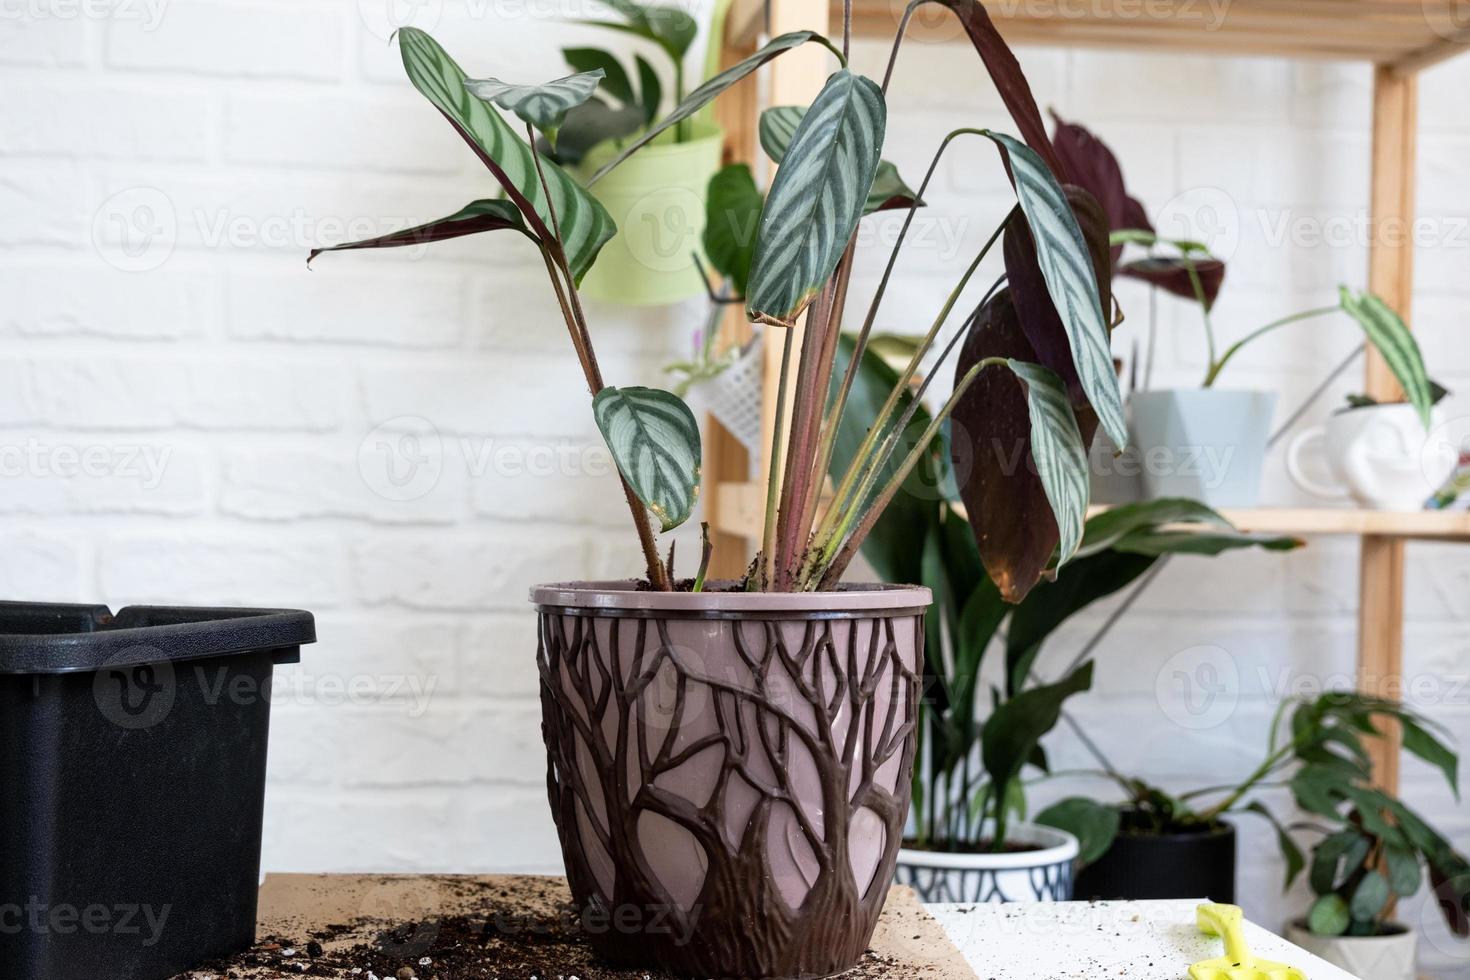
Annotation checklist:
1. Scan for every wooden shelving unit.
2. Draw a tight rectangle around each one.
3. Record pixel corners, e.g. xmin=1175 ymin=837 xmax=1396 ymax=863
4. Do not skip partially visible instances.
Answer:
xmin=702 ymin=0 xmax=1470 ymax=795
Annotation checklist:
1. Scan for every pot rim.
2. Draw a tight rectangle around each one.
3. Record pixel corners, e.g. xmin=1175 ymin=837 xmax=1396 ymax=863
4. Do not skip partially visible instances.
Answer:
xmin=896 ymin=822 xmax=1079 ymax=870
xmin=532 ymin=580 xmax=931 ymax=615
xmin=1286 ymin=918 xmax=1415 ymax=940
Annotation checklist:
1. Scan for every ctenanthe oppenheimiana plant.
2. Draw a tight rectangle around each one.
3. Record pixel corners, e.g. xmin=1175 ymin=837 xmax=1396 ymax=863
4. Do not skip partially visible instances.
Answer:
xmin=310 ymin=0 xmax=1139 ymax=602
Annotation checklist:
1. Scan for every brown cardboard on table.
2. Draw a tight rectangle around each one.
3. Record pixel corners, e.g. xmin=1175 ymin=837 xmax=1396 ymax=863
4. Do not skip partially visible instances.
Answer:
xmin=238 ymin=873 xmax=976 ymax=979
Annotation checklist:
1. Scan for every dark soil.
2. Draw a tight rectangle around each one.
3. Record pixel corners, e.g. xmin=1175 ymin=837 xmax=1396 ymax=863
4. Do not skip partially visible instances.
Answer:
xmin=178 ymin=877 xmax=924 ymax=980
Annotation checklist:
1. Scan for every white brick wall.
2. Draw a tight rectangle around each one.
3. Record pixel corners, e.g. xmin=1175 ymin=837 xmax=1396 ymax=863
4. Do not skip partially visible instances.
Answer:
xmin=2 ymin=2 xmax=1467 ymax=974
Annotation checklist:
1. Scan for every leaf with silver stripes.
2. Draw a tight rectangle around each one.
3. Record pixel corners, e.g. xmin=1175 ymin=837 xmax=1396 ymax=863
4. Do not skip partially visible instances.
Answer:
xmin=1339 ymin=287 xmax=1433 ymax=428
xmin=989 ymin=131 xmax=1127 ymax=449
xmin=397 ymin=28 xmax=615 ymax=285
xmin=588 ymin=31 xmax=841 ymax=184
xmin=464 ymin=70 xmax=606 ymax=137
xmin=760 ymin=105 xmax=919 ymax=215
xmin=1006 ymin=359 xmax=1089 ymax=567
xmin=746 ymin=71 xmax=886 ymax=327
xmin=593 ymin=386 xmax=702 ymax=532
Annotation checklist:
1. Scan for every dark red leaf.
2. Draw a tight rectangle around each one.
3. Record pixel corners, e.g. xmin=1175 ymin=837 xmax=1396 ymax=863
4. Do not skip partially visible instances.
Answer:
xmin=1000 ymin=186 xmax=1112 ymax=402
xmin=927 ymin=0 xmax=1067 ymax=181
xmin=950 ymin=289 xmax=1100 ymax=603
xmin=1048 ymin=110 xmax=1152 ymax=267
xmin=1118 ymin=256 xmax=1227 ymax=311
xmin=307 ymin=199 xmax=531 ymax=266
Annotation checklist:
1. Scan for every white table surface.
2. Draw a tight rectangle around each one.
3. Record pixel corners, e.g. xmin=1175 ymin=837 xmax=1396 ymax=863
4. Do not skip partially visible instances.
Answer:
xmin=930 ymin=900 xmax=1360 ymax=979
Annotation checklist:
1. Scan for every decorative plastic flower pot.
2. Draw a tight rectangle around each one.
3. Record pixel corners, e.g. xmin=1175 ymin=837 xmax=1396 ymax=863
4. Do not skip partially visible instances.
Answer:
xmin=894 ymin=822 xmax=1079 ymax=904
xmin=1129 ymin=389 xmax=1277 ymax=507
xmin=0 ymin=602 xmax=315 ymax=980
xmin=1074 ymin=819 xmax=1236 ymax=902
xmin=576 ymin=123 xmax=725 ymax=307
xmin=1285 ymin=920 xmax=1417 ymax=980
xmin=532 ymin=581 xmax=929 ymax=978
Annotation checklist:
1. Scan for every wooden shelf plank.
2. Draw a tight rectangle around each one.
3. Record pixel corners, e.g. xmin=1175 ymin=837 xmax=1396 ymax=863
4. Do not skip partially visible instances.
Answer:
xmin=709 ymin=480 xmax=1470 ymax=542
xmin=729 ymin=0 xmax=1470 ymax=68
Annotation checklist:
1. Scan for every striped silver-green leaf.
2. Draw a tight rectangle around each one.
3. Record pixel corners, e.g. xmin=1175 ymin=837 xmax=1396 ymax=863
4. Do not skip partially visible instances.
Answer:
xmin=1339 ymin=287 xmax=1434 ymax=428
xmin=760 ymin=105 xmax=918 ymax=215
xmin=593 ymin=386 xmax=702 ymax=532
xmin=1007 ymin=359 xmax=1089 ymax=567
xmin=589 ymin=31 xmax=839 ymax=184
xmin=989 ymin=131 xmax=1127 ymax=449
xmin=746 ymin=70 xmax=885 ymax=327
xmin=464 ymin=70 xmax=605 ymax=135
xmin=397 ymin=28 xmax=615 ymax=285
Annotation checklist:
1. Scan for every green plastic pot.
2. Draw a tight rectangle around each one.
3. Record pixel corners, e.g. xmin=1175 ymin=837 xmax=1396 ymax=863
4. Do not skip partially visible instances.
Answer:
xmin=577 ymin=121 xmax=725 ymax=306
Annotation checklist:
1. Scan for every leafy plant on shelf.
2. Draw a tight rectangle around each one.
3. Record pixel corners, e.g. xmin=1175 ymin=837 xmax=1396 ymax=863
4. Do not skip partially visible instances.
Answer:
xmin=833 ymin=343 xmax=1304 ymax=849
xmin=537 ymin=0 xmax=698 ymax=166
xmin=311 ymin=2 xmax=1151 ymax=600
xmin=1051 ymin=113 xmax=1434 ymax=425
xmin=1039 ymin=691 xmax=1470 ymax=935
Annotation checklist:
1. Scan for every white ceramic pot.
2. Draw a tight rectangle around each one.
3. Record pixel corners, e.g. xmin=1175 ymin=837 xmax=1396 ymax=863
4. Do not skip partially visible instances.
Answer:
xmin=1287 ymin=403 xmax=1457 ymax=510
xmin=895 ymin=822 xmax=1078 ymax=904
xmin=1129 ymin=389 xmax=1277 ymax=507
xmin=1286 ymin=920 xmax=1417 ymax=980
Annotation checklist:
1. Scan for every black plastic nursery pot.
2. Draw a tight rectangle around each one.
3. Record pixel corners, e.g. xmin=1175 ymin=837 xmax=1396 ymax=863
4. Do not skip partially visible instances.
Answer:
xmin=0 ymin=602 xmax=314 ymax=980
xmin=1074 ymin=818 xmax=1236 ymax=903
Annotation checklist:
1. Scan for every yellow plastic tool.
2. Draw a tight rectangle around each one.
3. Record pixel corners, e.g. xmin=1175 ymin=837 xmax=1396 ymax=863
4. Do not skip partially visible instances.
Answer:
xmin=1188 ymin=903 xmax=1308 ymax=980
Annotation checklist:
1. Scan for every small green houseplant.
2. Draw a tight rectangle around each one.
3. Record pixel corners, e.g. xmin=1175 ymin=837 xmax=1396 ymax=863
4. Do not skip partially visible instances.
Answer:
xmin=1053 ymin=114 xmax=1434 ymax=507
xmin=310 ymin=3 xmax=1142 ymax=972
xmin=1041 ymin=691 xmax=1470 ymax=939
xmin=542 ymin=0 xmax=729 ymax=304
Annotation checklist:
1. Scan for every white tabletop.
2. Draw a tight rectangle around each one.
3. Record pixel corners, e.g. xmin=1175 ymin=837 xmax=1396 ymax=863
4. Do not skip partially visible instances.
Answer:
xmin=931 ymin=900 xmax=1360 ymax=979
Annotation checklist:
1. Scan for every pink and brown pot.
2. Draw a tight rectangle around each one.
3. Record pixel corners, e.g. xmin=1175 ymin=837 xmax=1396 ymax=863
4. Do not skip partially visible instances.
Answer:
xmin=531 ymin=581 xmax=931 ymax=978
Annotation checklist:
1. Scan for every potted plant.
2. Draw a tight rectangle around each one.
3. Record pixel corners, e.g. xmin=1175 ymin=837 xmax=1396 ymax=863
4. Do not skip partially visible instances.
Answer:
xmin=831 ymin=395 xmax=1302 ymax=905
xmin=1287 ymin=386 xmax=1458 ymax=511
xmin=531 ymin=0 xmax=728 ymax=305
xmin=1042 ymin=691 xmax=1470 ymax=925
xmin=1285 ymin=786 xmax=1470 ymax=980
xmin=310 ymin=3 xmax=1136 ymax=972
xmin=1052 ymin=114 xmax=1435 ymax=508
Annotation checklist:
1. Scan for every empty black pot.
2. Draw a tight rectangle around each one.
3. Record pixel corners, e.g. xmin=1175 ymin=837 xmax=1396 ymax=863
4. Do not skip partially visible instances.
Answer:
xmin=1074 ymin=820 xmax=1236 ymax=902
xmin=0 ymin=602 xmax=314 ymax=980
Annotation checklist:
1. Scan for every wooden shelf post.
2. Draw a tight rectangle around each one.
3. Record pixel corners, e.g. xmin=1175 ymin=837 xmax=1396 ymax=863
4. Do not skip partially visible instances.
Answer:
xmin=1357 ymin=65 xmax=1420 ymax=795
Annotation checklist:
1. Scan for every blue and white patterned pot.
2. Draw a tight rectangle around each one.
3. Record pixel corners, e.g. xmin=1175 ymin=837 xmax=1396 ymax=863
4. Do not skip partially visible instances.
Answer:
xmin=895 ymin=822 xmax=1079 ymax=904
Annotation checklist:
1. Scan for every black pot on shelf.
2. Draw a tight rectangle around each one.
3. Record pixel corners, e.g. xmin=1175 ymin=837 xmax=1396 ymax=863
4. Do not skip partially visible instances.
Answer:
xmin=0 ymin=601 xmax=315 ymax=980
xmin=1074 ymin=818 xmax=1236 ymax=902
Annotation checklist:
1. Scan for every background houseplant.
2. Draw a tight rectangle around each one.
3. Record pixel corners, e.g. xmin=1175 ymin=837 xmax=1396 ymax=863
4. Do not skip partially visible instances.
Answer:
xmin=538 ymin=0 xmax=730 ymax=305
xmin=1054 ymin=115 xmax=1435 ymax=508
xmin=310 ymin=0 xmax=1136 ymax=973
xmin=1041 ymin=691 xmax=1470 ymax=935
xmin=835 ymin=337 xmax=1302 ymax=900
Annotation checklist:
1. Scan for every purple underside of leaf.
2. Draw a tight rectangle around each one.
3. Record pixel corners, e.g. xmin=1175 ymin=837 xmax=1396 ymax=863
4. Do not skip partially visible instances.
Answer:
xmin=1048 ymin=110 xmax=1152 ymax=266
xmin=1119 ymin=256 xmax=1227 ymax=310
xmin=1001 ymin=185 xmax=1113 ymax=402
xmin=950 ymin=289 xmax=1100 ymax=604
xmin=929 ymin=0 xmax=1068 ymax=181
xmin=870 ymin=192 xmax=921 ymax=213
xmin=307 ymin=208 xmax=526 ymax=265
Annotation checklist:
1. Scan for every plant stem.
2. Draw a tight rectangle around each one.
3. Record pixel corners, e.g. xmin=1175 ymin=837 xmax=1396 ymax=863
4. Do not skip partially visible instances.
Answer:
xmin=818 ymin=356 xmax=1009 ymax=588
xmin=758 ymin=326 xmax=798 ymax=590
xmin=1185 ymin=256 xmax=1217 ymax=379
xmin=529 ymin=124 xmax=667 ymax=590
xmin=810 ymin=216 xmax=1007 ymax=576
xmin=1203 ymin=305 xmax=1340 ymax=387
